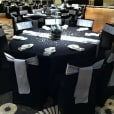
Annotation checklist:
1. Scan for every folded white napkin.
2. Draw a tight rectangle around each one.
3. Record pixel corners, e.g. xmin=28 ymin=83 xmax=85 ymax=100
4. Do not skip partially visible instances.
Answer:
xmin=77 ymin=27 xmax=89 ymax=31
xmin=23 ymin=30 xmax=38 ymax=36
xmin=43 ymin=47 xmax=56 ymax=56
xmin=62 ymin=25 xmax=69 ymax=30
xmin=42 ymin=25 xmax=51 ymax=30
xmin=23 ymin=15 xmax=31 ymax=18
xmin=27 ymin=13 xmax=35 ymax=16
xmin=67 ymin=44 xmax=85 ymax=51
xmin=13 ymin=35 xmax=28 ymax=40
xmin=35 ymin=13 xmax=46 ymax=16
xmin=18 ymin=44 xmax=34 ymax=51
xmin=85 ymin=32 xmax=99 ymax=37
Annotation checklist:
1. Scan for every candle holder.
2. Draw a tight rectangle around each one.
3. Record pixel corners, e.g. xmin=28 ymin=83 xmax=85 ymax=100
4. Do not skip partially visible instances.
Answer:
xmin=50 ymin=25 xmax=62 ymax=40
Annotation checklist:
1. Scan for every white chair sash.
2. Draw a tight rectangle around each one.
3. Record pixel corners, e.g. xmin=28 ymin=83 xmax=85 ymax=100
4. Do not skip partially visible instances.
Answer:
xmin=107 ymin=53 xmax=114 ymax=86
xmin=66 ymin=59 xmax=104 ymax=104
xmin=16 ymin=21 xmax=33 ymax=30
xmin=4 ymin=52 xmax=39 ymax=94
xmin=77 ymin=19 xmax=94 ymax=28
xmin=103 ymin=24 xmax=114 ymax=35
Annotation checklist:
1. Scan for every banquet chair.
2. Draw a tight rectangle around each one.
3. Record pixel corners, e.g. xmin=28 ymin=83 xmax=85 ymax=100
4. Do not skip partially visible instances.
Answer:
xmin=97 ymin=23 xmax=114 ymax=60
xmin=58 ymin=57 xmax=113 ymax=114
xmin=4 ymin=52 xmax=47 ymax=108
xmin=15 ymin=20 xmax=33 ymax=34
xmin=76 ymin=18 xmax=94 ymax=30
xmin=32 ymin=9 xmax=42 ymax=14
xmin=19 ymin=10 xmax=29 ymax=16
xmin=76 ymin=6 xmax=86 ymax=19
xmin=45 ymin=18 xmax=62 ymax=26
xmin=11 ymin=11 xmax=31 ymax=35
xmin=0 ymin=27 xmax=12 ymax=94
xmin=32 ymin=9 xmax=46 ymax=28
xmin=22 ymin=6 xmax=31 ymax=13
xmin=96 ymin=50 xmax=114 ymax=106
xmin=0 ymin=26 xmax=9 ymax=52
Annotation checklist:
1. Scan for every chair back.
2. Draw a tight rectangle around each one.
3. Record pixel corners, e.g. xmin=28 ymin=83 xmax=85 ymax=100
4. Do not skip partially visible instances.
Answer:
xmin=19 ymin=10 xmax=28 ymax=15
xmin=100 ymin=23 xmax=114 ymax=50
xmin=103 ymin=23 xmax=114 ymax=35
xmin=45 ymin=18 xmax=62 ymax=25
xmin=32 ymin=9 xmax=42 ymax=14
xmin=76 ymin=18 xmax=94 ymax=30
xmin=0 ymin=27 xmax=9 ymax=52
xmin=15 ymin=21 xmax=33 ymax=34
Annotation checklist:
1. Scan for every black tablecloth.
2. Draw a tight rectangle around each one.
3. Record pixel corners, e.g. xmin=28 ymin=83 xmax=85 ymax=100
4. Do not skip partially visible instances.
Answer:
xmin=8 ymin=27 xmax=100 ymax=111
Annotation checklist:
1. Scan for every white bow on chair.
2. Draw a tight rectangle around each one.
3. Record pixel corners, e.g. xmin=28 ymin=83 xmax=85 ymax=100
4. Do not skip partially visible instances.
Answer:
xmin=107 ymin=53 xmax=114 ymax=86
xmin=66 ymin=59 xmax=104 ymax=104
xmin=4 ymin=52 xmax=39 ymax=94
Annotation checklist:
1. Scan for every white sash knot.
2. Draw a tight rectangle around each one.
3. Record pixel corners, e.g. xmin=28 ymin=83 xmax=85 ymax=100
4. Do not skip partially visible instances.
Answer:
xmin=66 ymin=59 xmax=104 ymax=104
xmin=4 ymin=52 xmax=39 ymax=94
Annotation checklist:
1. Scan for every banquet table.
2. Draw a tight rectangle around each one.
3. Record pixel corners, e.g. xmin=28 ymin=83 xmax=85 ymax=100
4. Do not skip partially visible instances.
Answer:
xmin=7 ymin=27 xmax=100 ymax=111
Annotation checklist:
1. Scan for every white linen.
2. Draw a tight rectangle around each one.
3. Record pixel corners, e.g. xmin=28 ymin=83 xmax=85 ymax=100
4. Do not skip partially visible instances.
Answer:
xmin=23 ymin=30 xmax=50 ymax=38
xmin=67 ymin=44 xmax=85 ymax=51
xmin=18 ymin=44 xmax=34 ymax=51
xmin=85 ymin=32 xmax=99 ymax=37
xmin=42 ymin=25 xmax=51 ymax=30
xmin=43 ymin=47 xmax=56 ymax=56
xmin=4 ymin=53 xmax=39 ymax=94
xmin=12 ymin=35 xmax=28 ymax=40
xmin=77 ymin=27 xmax=89 ymax=31
xmin=62 ymin=25 xmax=69 ymax=30
xmin=23 ymin=30 xmax=39 ymax=36
xmin=74 ymin=66 xmax=93 ymax=104
xmin=61 ymin=35 xmax=100 ymax=44
xmin=66 ymin=64 xmax=79 ymax=75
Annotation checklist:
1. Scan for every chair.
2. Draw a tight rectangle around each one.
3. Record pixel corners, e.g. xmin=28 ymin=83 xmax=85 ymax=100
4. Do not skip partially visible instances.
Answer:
xmin=0 ymin=26 xmax=9 ymax=52
xmin=0 ymin=27 xmax=11 ymax=94
xmin=97 ymin=23 xmax=114 ymax=60
xmin=19 ymin=10 xmax=29 ymax=16
xmin=58 ymin=57 xmax=113 ymax=114
xmin=76 ymin=18 xmax=94 ymax=30
xmin=100 ymin=23 xmax=114 ymax=50
xmin=4 ymin=52 xmax=47 ymax=108
xmin=96 ymin=51 xmax=114 ymax=106
xmin=15 ymin=21 xmax=33 ymax=34
xmin=11 ymin=11 xmax=31 ymax=35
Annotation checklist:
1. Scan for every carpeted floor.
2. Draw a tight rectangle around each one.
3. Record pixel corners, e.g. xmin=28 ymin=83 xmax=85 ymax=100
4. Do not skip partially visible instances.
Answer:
xmin=0 ymin=91 xmax=59 ymax=114
xmin=0 ymin=21 xmax=13 ymax=41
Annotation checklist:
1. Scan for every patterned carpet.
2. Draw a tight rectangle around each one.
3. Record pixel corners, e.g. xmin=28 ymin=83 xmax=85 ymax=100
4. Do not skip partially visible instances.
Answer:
xmin=0 ymin=92 xmax=60 ymax=114
xmin=0 ymin=21 xmax=13 ymax=41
